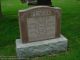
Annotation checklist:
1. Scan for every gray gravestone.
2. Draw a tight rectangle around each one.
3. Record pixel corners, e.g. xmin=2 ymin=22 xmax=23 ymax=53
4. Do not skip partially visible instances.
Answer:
xmin=19 ymin=6 xmax=60 ymax=43
xmin=16 ymin=6 xmax=68 ymax=59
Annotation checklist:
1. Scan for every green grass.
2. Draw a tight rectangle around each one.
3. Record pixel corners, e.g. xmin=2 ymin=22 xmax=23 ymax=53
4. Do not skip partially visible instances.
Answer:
xmin=0 ymin=0 xmax=27 ymax=56
xmin=0 ymin=0 xmax=80 ymax=59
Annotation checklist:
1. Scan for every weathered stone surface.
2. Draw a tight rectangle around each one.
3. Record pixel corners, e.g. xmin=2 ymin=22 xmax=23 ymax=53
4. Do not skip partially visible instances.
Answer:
xmin=16 ymin=35 xmax=68 ymax=59
xmin=19 ymin=6 xmax=61 ymax=43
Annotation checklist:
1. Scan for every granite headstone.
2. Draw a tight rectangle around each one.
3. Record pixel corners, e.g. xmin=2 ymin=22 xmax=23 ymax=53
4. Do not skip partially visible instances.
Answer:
xmin=19 ymin=6 xmax=60 ymax=43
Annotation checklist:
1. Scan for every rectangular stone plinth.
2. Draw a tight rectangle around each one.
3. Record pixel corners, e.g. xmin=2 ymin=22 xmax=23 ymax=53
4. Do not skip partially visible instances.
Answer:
xmin=16 ymin=35 xmax=68 ymax=59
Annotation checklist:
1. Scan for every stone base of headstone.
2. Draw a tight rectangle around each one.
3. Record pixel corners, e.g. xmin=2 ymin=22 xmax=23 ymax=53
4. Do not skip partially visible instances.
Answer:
xmin=16 ymin=35 xmax=68 ymax=59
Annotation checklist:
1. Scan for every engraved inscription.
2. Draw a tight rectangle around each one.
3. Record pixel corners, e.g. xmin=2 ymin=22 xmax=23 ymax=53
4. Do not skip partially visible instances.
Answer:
xmin=28 ymin=8 xmax=53 ymax=17
xmin=26 ymin=8 xmax=56 ymax=41
xmin=27 ymin=16 xmax=56 ymax=41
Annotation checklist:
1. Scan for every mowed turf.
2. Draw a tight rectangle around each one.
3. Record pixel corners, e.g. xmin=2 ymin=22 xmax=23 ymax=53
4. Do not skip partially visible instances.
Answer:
xmin=0 ymin=0 xmax=80 ymax=60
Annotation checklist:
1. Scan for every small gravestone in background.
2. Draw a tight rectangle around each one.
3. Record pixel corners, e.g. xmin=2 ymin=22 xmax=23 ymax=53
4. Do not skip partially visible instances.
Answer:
xmin=37 ymin=0 xmax=52 ymax=6
xmin=16 ymin=6 xmax=68 ymax=59
xmin=20 ymin=0 xmax=52 ymax=6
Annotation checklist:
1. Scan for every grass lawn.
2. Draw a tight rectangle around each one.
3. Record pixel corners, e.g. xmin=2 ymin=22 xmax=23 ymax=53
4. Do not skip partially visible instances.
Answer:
xmin=0 ymin=0 xmax=80 ymax=59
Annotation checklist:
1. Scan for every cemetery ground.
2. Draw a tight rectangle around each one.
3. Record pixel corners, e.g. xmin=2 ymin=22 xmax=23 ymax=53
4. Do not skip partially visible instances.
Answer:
xmin=0 ymin=0 xmax=80 ymax=60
